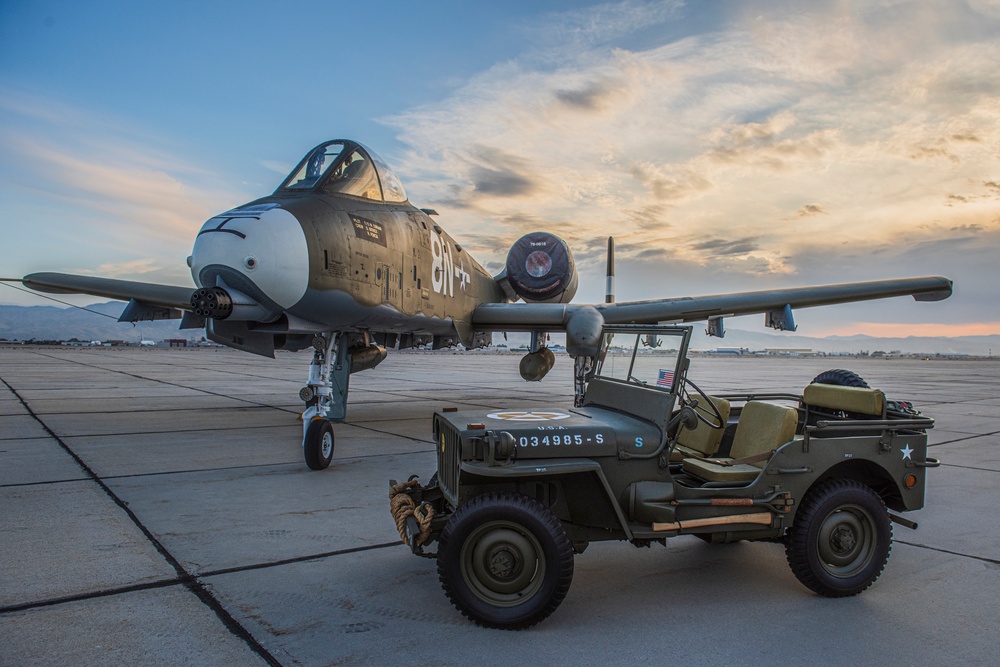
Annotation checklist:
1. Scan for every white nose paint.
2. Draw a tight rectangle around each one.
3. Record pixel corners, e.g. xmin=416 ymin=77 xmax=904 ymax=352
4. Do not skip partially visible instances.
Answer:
xmin=190 ymin=203 xmax=309 ymax=309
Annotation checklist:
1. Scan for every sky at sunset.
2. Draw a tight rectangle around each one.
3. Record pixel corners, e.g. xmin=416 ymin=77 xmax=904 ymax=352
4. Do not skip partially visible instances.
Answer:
xmin=1 ymin=0 xmax=998 ymax=338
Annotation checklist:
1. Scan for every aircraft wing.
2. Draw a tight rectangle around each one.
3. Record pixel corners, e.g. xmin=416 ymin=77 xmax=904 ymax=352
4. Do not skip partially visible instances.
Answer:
xmin=471 ymin=276 xmax=954 ymax=331
xmin=17 ymin=272 xmax=194 ymax=322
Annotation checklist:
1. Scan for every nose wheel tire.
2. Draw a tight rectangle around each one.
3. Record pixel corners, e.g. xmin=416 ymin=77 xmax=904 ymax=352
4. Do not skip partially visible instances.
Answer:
xmin=304 ymin=420 xmax=335 ymax=470
xmin=785 ymin=478 xmax=891 ymax=597
xmin=437 ymin=492 xmax=574 ymax=629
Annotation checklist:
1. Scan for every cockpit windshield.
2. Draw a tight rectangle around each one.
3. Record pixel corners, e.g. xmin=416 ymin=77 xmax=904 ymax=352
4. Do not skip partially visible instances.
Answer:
xmin=322 ymin=149 xmax=381 ymax=200
xmin=282 ymin=142 xmax=345 ymax=190
xmin=277 ymin=140 xmax=408 ymax=203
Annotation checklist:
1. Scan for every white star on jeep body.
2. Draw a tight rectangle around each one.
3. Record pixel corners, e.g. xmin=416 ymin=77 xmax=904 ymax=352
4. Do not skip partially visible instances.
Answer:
xmin=901 ymin=444 xmax=913 ymax=460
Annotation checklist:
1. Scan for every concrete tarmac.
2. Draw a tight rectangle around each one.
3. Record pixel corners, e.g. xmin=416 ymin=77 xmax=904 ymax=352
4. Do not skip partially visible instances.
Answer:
xmin=1 ymin=347 xmax=997 ymax=666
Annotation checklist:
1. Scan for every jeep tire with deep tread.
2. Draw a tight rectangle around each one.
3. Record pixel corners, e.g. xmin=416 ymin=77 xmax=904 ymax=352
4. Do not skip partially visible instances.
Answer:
xmin=437 ymin=492 xmax=574 ymax=629
xmin=811 ymin=369 xmax=870 ymax=388
xmin=786 ymin=478 xmax=892 ymax=597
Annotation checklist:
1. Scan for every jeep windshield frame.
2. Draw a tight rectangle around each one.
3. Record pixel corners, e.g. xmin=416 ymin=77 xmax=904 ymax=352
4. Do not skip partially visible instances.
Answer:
xmin=593 ymin=325 xmax=692 ymax=393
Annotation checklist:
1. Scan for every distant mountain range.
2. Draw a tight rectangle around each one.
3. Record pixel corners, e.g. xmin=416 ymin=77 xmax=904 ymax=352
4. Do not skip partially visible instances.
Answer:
xmin=684 ymin=328 xmax=998 ymax=357
xmin=1 ymin=301 xmax=997 ymax=356
xmin=0 ymin=301 xmax=189 ymax=343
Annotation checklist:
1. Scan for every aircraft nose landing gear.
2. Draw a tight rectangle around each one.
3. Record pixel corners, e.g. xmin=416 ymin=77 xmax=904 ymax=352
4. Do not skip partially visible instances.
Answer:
xmin=300 ymin=333 xmax=351 ymax=470
xmin=304 ymin=419 xmax=335 ymax=470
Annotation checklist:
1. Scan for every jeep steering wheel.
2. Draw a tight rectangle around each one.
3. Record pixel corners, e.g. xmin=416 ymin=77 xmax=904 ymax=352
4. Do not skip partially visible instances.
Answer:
xmin=680 ymin=376 xmax=725 ymax=430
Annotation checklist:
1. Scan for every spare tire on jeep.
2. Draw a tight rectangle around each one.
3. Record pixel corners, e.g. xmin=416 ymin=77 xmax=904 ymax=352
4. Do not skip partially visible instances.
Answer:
xmin=811 ymin=369 xmax=869 ymax=388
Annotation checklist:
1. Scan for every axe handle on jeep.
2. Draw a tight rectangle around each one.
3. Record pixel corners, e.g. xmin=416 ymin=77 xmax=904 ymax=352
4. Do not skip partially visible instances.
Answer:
xmin=653 ymin=511 xmax=773 ymax=532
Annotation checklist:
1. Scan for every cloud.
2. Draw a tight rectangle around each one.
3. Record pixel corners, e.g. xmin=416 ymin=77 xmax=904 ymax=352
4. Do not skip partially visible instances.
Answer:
xmin=691 ymin=237 xmax=761 ymax=256
xmin=387 ymin=2 xmax=1000 ymax=266
xmin=260 ymin=159 xmax=293 ymax=175
xmin=822 ymin=321 xmax=1000 ymax=338
xmin=0 ymin=90 xmax=248 ymax=266
xmin=83 ymin=259 xmax=163 ymax=278
xmin=796 ymin=204 xmax=826 ymax=217
xmin=465 ymin=146 xmax=538 ymax=198
xmin=380 ymin=0 xmax=1000 ymax=333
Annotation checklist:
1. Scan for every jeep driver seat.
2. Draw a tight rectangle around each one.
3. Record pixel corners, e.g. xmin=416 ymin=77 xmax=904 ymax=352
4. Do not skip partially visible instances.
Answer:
xmin=668 ymin=395 xmax=731 ymax=462
xmin=681 ymin=401 xmax=798 ymax=483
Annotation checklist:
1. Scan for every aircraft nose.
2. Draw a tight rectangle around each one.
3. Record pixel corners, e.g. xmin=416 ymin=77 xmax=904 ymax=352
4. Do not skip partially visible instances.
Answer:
xmin=189 ymin=203 xmax=309 ymax=314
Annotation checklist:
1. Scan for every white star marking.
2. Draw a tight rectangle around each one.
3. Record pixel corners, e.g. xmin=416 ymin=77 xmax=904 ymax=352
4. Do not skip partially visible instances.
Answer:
xmin=901 ymin=444 xmax=913 ymax=460
xmin=486 ymin=411 xmax=570 ymax=421
xmin=454 ymin=261 xmax=470 ymax=291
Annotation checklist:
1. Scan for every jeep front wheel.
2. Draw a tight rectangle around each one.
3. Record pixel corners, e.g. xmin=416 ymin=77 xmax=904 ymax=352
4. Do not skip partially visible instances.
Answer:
xmin=437 ymin=492 xmax=574 ymax=629
xmin=786 ymin=479 xmax=892 ymax=597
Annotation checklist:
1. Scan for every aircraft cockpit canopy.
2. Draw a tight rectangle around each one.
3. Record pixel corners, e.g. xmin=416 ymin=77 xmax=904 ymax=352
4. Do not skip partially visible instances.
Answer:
xmin=278 ymin=140 xmax=408 ymax=203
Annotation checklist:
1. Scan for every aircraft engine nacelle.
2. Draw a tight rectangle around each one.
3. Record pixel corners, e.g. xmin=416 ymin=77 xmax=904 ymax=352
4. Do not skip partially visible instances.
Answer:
xmin=505 ymin=232 xmax=579 ymax=303
xmin=519 ymin=347 xmax=555 ymax=382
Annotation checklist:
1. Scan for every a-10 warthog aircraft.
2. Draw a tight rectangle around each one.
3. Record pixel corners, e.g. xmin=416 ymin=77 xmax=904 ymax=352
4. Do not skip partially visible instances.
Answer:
xmin=9 ymin=139 xmax=953 ymax=469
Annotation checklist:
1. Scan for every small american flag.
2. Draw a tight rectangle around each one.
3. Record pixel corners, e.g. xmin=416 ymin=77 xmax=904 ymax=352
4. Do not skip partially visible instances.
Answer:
xmin=656 ymin=369 xmax=674 ymax=388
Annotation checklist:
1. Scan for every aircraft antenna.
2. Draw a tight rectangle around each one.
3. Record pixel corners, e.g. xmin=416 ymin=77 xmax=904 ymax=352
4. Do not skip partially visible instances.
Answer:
xmin=605 ymin=237 xmax=615 ymax=304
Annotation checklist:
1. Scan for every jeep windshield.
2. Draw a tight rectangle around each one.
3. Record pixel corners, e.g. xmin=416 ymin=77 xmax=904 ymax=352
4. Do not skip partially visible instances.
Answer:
xmin=594 ymin=326 xmax=691 ymax=392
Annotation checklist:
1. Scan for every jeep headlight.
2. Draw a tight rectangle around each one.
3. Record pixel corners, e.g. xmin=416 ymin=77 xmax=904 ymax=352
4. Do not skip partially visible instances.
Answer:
xmin=487 ymin=430 xmax=516 ymax=466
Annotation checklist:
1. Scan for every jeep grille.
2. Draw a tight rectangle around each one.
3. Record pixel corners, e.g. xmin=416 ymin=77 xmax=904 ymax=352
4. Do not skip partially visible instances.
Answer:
xmin=434 ymin=416 xmax=461 ymax=507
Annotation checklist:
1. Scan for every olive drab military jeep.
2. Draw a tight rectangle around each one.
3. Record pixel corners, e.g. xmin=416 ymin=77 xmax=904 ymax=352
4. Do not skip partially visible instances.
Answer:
xmin=388 ymin=325 xmax=939 ymax=630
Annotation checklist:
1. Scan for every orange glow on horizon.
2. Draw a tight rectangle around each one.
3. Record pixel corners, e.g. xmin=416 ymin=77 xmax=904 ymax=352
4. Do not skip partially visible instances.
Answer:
xmin=820 ymin=322 xmax=1000 ymax=338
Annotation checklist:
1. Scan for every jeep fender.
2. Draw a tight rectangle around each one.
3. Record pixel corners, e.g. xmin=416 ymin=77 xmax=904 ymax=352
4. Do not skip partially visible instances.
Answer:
xmin=459 ymin=458 xmax=634 ymax=540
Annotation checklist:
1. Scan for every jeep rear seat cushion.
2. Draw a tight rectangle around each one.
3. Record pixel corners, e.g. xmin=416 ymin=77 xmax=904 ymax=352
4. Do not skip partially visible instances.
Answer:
xmin=802 ymin=383 xmax=885 ymax=416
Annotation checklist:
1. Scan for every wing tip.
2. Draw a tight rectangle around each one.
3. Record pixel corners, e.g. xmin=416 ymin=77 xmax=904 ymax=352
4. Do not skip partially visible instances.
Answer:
xmin=913 ymin=276 xmax=953 ymax=302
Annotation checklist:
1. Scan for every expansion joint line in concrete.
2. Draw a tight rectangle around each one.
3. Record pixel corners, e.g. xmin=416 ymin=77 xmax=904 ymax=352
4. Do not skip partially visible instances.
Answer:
xmin=0 ymin=376 xmax=284 ymax=667
xmin=929 ymin=429 xmax=1000 ymax=449
xmin=28 ymin=350 xmax=294 ymax=414
xmin=896 ymin=540 xmax=1000 ymax=566
xmin=0 ymin=542 xmax=404 ymax=615
xmin=0 ymin=577 xmax=187 ymax=614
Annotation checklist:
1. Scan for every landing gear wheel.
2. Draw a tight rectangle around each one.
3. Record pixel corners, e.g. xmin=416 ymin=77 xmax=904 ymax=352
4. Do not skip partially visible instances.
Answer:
xmin=786 ymin=479 xmax=891 ymax=597
xmin=812 ymin=369 xmax=869 ymax=388
xmin=437 ymin=492 xmax=574 ymax=629
xmin=680 ymin=377 xmax=725 ymax=429
xmin=304 ymin=420 xmax=335 ymax=470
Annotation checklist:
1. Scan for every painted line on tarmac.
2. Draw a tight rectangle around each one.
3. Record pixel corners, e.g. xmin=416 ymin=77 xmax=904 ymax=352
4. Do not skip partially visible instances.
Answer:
xmin=0 ymin=375 xmax=283 ymax=667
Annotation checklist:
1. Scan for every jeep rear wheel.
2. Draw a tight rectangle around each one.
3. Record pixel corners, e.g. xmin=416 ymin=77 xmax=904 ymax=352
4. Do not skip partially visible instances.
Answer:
xmin=786 ymin=479 xmax=891 ymax=597
xmin=437 ymin=492 xmax=574 ymax=629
